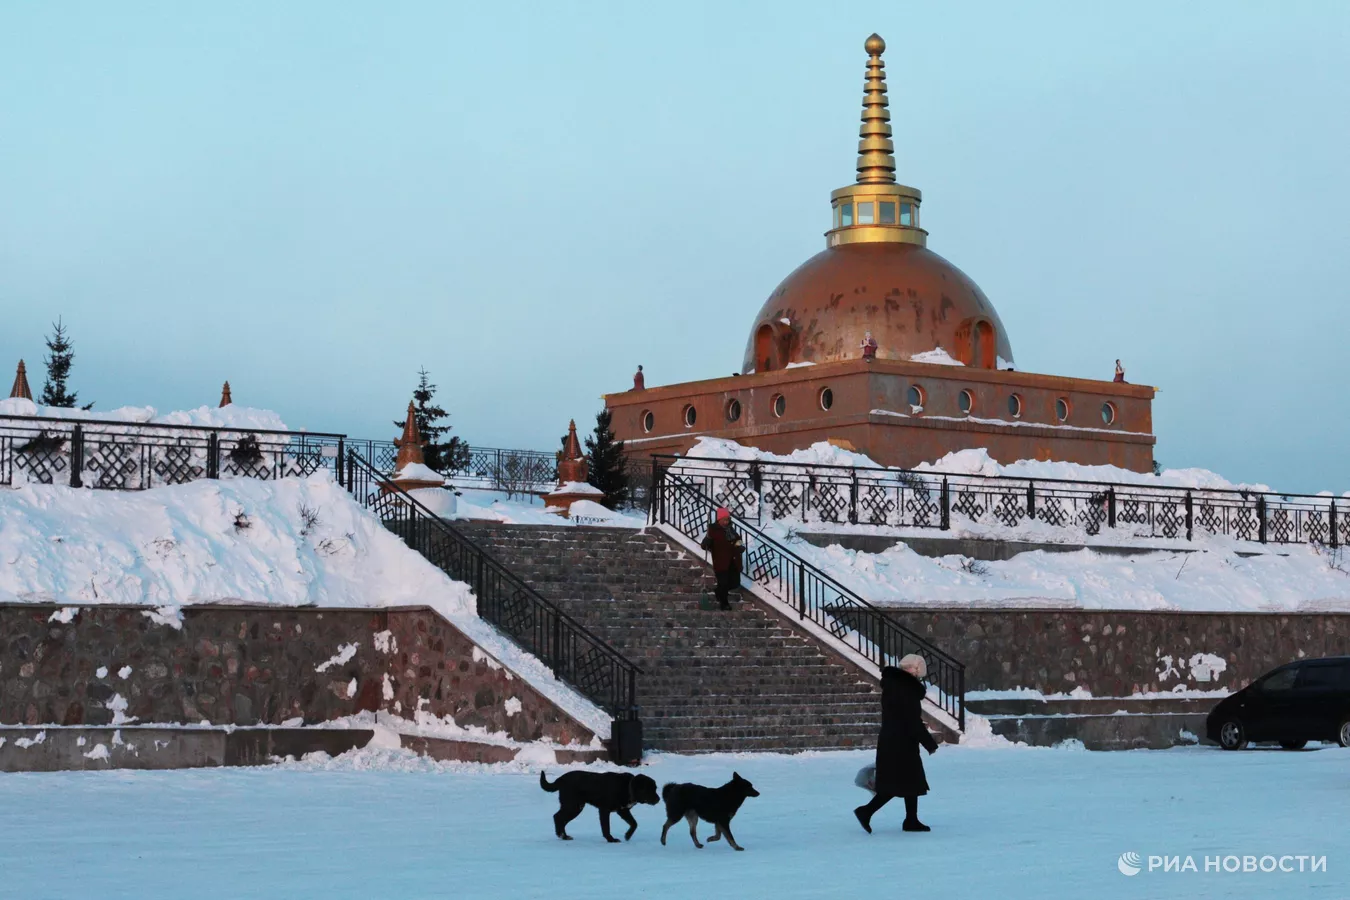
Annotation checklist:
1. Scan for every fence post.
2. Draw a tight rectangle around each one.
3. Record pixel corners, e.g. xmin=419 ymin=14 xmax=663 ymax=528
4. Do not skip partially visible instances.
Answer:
xmin=649 ymin=458 xmax=659 ymax=526
xmin=797 ymin=560 xmax=806 ymax=620
xmin=1027 ymin=480 xmax=1036 ymax=520
xmin=69 ymin=425 xmax=84 ymax=488
xmin=1107 ymin=488 xmax=1116 ymax=529
xmin=1257 ymin=495 xmax=1267 ymax=544
xmin=335 ymin=438 xmax=345 ymax=487
xmin=848 ymin=471 xmax=859 ymax=524
xmin=1185 ymin=491 xmax=1194 ymax=541
xmin=940 ymin=478 xmax=950 ymax=531
xmin=1331 ymin=500 xmax=1340 ymax=549
xmin=206 ymin=432 xmax=219 ymax=479
xmin=804 ymin=474 xmax=813 ymax=523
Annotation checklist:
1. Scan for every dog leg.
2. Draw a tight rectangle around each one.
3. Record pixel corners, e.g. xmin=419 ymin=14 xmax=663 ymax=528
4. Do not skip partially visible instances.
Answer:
xmin=554 ymin=801 xmax=583 ymax=841
xmin=617 ymin=808 xmax=639 ymax=842
xmin=686 ymin=811 xmax=703 ymax=849
xmin=599 ymin=810 xmax=620 ymax=843
xmin=707 ymin=824 xmax=722 ymax=842
xmin=661 ymin=812 xmax=680 ymax=846
xmin=721 ymin=822 xmax=744 ymax=851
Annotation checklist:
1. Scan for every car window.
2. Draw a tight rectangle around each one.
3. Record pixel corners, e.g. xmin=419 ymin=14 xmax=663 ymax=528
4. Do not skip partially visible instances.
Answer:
xmin=1296 ymin=664 xmax=1349 ymax=690
xmin=1259 ymin=668 xmax=1299 ymax=692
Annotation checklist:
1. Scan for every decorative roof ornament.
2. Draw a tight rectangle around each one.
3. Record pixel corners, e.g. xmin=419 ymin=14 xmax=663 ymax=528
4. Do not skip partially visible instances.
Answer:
xmin=394 ymin=401 xmax=427 ymax=471
xmin=9 ymin=360 xmax=33 ymax=401
xmin=219 ymin=381 xmax=233 ymax=407
xmin=856 ymin=34 xmax=896 ymax=185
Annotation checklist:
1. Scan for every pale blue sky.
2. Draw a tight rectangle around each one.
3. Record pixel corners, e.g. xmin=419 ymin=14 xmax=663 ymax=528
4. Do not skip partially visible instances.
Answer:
xmin=2 ymin=2 xmax=1347 ymax=491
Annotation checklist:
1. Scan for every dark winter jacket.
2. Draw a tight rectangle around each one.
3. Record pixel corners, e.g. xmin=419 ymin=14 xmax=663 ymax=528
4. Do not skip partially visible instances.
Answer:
xmin=874 ymin=666 xmax=939 ymax=797
xmin=700 ymin=522 xmax=744 ymax=573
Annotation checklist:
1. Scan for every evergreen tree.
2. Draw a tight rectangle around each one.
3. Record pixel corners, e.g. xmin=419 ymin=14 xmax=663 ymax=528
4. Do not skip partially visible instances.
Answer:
xmin=40 ymin=318 xmax=93 ymax=409
xmin=395 ymin=368 xmax=468 ymax=473
xmin=584 ymin=407 xmax=630 ymax=509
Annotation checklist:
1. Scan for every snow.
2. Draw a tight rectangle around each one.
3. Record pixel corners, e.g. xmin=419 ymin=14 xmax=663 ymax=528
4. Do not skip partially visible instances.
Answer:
xmin=780 ymin=528 xmax=1350 ymax=611
xmin=0 ymin=397 xmax=289 ymax=432
xmin=314 ymin=643 xmax=359 ymax=673
xmin=0 ymin=472 xmax=470 ymax=614
xmin=909 ymin=347 xmax=965 ymax=366
xmin=552 ymin=481 xmax=604 ymax=496
xmin=394 ymin=462 xmax=445 ymax=485
xmin=453 ymin=490 xmax=646 ymax=529
xmin=678 ymin=438 xmax=1266 ymax=493
xmin=0 ymin=747 xmax=1343 ymax=898
xmin=784 ymin=361 xmax=815 ymax=368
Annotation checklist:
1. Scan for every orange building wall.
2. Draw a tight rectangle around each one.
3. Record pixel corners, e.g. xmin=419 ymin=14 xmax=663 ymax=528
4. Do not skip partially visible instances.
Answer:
xmin=604 ymin=359 xmax=1155 ymax=472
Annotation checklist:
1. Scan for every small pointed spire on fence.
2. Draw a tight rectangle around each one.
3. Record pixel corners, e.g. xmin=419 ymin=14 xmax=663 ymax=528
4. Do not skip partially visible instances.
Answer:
xmin=219 ymin=381 xmax=233 ymax=407
xmin=9 ymin=360 xmax=33 ymax=400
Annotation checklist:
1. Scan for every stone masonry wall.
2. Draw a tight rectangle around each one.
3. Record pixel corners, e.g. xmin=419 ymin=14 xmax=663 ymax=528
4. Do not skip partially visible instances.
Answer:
xmin=877 ymin=608 xmax=1350 ymax=696
xmin=0 ymin=604 xmax=597 ymax=747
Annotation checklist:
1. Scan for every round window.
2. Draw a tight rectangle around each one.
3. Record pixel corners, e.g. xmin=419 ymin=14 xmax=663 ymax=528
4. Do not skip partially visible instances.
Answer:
xmin=683 ymin=405 xmax=697 ymax=428
xmin=1101 ymin=402 xmax=1117 ymax=425
xmin=772 ymin=394 xmax=786 ymax=418
xmin=958 ymin=390 xmax=974 ymax=415
xmin=726 ymin=398 xmax=742 ymax=422
xmin=1008 ymin=394 xmax=1023 ymax=418
xmin=642 ymin=410 xmax=654 ymax=433
xmin=819 ymin=387 xmax=834 ymax=411
xmin=1055 ymin=398 xmax=1070 ymax=422
xmin=907 ymin=385 xmax=925 ymax=408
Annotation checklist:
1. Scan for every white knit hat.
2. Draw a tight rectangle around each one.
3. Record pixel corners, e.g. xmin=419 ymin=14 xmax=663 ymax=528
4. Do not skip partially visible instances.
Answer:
xmin=898 ymin=654 xmax=928 ymax=678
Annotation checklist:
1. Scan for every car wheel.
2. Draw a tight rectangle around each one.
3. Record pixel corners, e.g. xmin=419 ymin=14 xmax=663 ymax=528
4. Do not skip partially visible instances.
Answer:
xmin=1218 ymin=720 xmax=1247 ymax=750
xmin=1279 ymin=740 xmax=1307 ymax=750
xmin=1339 ymin=718 xmax=1350 ymax=749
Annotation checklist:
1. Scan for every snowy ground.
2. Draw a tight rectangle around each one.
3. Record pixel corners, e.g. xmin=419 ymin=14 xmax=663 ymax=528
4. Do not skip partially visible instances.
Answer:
xmin=0 ymin=745 xmax=1343 ymax=899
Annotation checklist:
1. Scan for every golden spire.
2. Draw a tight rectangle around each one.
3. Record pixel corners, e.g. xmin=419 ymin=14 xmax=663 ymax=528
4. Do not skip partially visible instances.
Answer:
xmin=856 ymin=34 xmax=896 ymax=185
xmin=10 ymin=360 xmax=33 ymax=400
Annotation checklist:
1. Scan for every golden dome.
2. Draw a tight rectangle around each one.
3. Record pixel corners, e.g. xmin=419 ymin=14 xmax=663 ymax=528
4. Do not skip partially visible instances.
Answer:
xmin=741 ymin=35 xmax=1013 ymax=373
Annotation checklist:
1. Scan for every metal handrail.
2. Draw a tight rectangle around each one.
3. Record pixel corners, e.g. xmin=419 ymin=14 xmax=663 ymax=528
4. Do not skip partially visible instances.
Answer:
xmin=651 ymin=461 xmax=965 ymax=729
xmin=343 ymin=450 xmax=641 ymax=723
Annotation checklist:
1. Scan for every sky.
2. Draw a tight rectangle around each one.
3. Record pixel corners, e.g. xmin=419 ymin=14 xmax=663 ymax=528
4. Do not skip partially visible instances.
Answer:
xmin=2 ymin=2 xmax=1348 ymax=492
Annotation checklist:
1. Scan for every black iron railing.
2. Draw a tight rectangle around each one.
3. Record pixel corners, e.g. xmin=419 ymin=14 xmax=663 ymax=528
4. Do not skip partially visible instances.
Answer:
xmin=349 ymin=440 xmax=557 ymax=494
xmin=344 ymin=450 xmax=641 ymax=725
xmin=651 ymin=461 xmax=965 ymax=729
xmin=660 ymin=455 xmax=1347 ymax=548
xmin=0 ymin=413 xmax=346 ymax=490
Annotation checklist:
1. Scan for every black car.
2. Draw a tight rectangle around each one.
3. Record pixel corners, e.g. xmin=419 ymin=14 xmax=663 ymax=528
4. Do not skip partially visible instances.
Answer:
xmin=1207 ymin=657 xmax=1350 ymax=750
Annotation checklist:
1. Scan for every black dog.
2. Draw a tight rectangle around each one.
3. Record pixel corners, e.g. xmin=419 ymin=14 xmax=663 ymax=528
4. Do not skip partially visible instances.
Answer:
xmin=659 ymin=772 xmax=761 ymax=851
xmin=539 ymin=770 xmax=660 ymax=842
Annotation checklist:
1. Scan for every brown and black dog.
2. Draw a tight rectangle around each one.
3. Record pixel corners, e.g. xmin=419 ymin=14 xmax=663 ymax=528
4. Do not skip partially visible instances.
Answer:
xmin=540 ymin=770 xmax=660 ymax=842
xmin=659 ymin=773 xmax=761 ymax=851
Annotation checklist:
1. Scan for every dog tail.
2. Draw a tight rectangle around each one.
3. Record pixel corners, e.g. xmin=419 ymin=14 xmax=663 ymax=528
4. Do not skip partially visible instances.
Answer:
xmin=661 ymin=782 xmax=677 ymax=804
xmin=540 ymin=771 xmax=559 ymax=792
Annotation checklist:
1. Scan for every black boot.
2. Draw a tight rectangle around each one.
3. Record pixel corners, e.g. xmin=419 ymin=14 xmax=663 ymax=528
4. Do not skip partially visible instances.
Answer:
xmin=853 ymin=806 xmax=873 ymax=834
xmin=902 ymin=796 xmax=930 ymax=832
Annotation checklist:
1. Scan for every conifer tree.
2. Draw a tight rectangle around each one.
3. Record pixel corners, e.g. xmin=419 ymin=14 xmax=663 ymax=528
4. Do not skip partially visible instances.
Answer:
xmin=395 ymin=368 xmax=468 ymax=472
xmin=40 ymin=318 xmax=92 ymax=409
xmin=584 ymin=407 xmax=630 ymax=509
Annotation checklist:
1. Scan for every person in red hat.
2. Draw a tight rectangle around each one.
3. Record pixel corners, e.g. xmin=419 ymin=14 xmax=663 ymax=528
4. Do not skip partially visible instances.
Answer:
xmin=700 ymin=507 xmax=744 ymax=610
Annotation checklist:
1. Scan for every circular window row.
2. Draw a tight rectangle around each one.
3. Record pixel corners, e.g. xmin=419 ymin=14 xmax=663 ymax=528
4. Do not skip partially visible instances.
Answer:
xmin=642 ymin=387 xmax=838 ymax=433
xmin=640 ymin=389 xmax=1120 ymax=433
xmin=905 ymin=384 xmax=1120 ymax=426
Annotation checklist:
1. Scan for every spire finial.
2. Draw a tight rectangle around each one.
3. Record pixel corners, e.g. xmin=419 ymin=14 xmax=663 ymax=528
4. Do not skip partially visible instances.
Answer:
xmin=10 ymin=360 xmax=33 ymax=401
xmin=219 ymin=380 xmax=233 ymax=407
xmin=393 ymin=400 xmax=427 ymax=471
xmin=856 ymin=33 xmax=896 ymax=185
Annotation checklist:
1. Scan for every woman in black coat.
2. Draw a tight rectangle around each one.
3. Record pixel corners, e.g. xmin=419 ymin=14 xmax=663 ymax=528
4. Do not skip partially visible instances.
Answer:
xmin=855 ymin=654 xmax=939 ymax=833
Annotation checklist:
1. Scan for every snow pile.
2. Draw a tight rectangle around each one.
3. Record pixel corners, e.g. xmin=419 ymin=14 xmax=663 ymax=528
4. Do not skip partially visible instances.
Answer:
xmin=777 ymin=526 xmax=1350 ymax=611
xmin=909 ymin=347 xmax=965 ymax=366
xmin=0 ymin=397 xmax=289 ymax=432
xmin=394 ymin=462 xmax=446 ymax=484
xmin=0 ymin=471 xmax=468 ymax=613
xmin=452 ymin=490 xmax=646 ymax=528
xmin=678 ymin=438 xmax=1267 ymax=493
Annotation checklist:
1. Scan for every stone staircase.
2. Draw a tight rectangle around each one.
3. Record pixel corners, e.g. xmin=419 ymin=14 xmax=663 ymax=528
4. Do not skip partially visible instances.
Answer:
xmin=456 ymin=523 xmax=883 ymax=754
